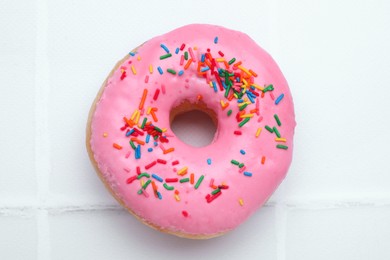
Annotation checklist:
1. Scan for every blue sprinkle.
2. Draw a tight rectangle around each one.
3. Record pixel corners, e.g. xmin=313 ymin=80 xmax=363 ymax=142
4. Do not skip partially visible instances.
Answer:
xmin=129 ymin=52 xmax=136 ymax=56
xmin=218 ymin=68 xmax=223 ymax=74
xmin=160 ymin=44 xmax=170 ymax=53
xmin=240 ymin=149 xmax=246 ymax=155
xmin=135 ymin=145 xmax=141 ymax=159
xmin=275 ymin=94 xmax=285 ymax=105
xmin=244 ymin=171 xmax=252 ymax=177
xmin=157 ymin=66 xmax=163 ymax=75
xmin=201 ymin=54 xmax=205 ymax=62
xmin=152 ymin=174 xmax=163 ymax=182
xmin=214 ymin=36 xmax=218 ymax=44
xmin=236 ymin=77 xmax=240 ymax=82
xmin=207 ymin=158 xmax=212 ymax=165
xmin=212 ymin=81 xmax=218 ymax=93
xmin=126 ymin=129 xmax=134 ymax=137
xmin=145 ymin=134 xmax=150 ymax=144
xmin=154 ymin=142 xmax=158 ymax=147
xmin=157 ymin=191 xmax=162 ymax=200
xmin=237 ymin=99 xmax=244 ymax=103
xmin=148 ymin=148 xmax=153 ymax=152
xmin=175 ymin=47 xmax=180 ymax=54
xmin=247 ymin=93 xmax=255 ymax=103
xmin=250 ymin=85 xmax=256 ymax=90
xmin=222 ymin=81 xmax=227 ymax=90
xmin=201 ymin=66 xmax=210 ymax=72
xmin=178 ymin=70 xmax=184 ymax=76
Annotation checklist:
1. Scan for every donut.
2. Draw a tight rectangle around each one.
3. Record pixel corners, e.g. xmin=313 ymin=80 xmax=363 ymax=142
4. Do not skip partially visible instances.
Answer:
xmin=86 ymin=24 xmax=295 ymax=239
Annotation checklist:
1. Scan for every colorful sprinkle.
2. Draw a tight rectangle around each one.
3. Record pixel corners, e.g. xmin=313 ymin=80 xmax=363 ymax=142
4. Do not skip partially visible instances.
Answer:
xmin=243 ymin=171 xmax=252 ymax=177
xmin=160 ymin=43 xmax=170 ymax=53
xmin=157 ymin=66 xmax=163 ymax=74
xmin=274 ymin=114 xmax=281 ymax=126
xmin=163 ymin=183 xmax=174 ymax=190
xmin=214 ymin=36 xmax=218 ymax=44
xmin=239 ymin=198 xmax=244 ymax=206
xmin=275 ymin=94 xmax=284 ymax=105
xmin=113 ymin=143 xmax=122 ymax=150
xmin=240 ymin=149 xmax=246 ymax=155
xmin=152 ymin=174 xmax=163 ymax=182
xmin=256 ymin=128 xmax=262 ymax=138
xmin=207 ymin=158 xmax=212 ymax=165
xmin=276 ymin=144 xmax=288 ymax=150
xmin=160 ymin=53 xmax=172 ymax=60
xmin=194 ymin=175 xmax=204 ymax=189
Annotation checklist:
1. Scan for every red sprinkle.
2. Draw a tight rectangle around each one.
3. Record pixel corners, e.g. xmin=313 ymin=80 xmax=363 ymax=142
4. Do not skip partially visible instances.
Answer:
xmin=234 ymin=131 xmax=242 ymax=135
xmin=206 ymin=191 xmax=222 ymax=203
xmin=165 ymin=178 xmax=178 ymax=183
xmin=157 ymin=159 xmax=167 ymax=164
xmin=182 ymin=210 xmax=188 ymax=217
xmin=153 ymin=88 xmax=160 ymax=101
xmin=136 ymin=166 xmax=141 ymax=175
xmin=120 ymin=71 xmax=127 ymax=80
xmin=218 ymin=51 xmax=224 ymax=57
xmin=145 ymin=161 xmax=157 ymax=170
xmin=180 ymin=43 xmax=185 ymax=51
xmin=172 ymin=160 xmax=179 ymax=166
xmin=126 ymin=175 xmax=137 ymax=184
xmin=261 ymin=156 xmax=266 ymax=165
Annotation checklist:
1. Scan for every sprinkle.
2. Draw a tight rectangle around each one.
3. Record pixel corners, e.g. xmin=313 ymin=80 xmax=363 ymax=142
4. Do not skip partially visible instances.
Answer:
xmin=129 ymin=52 xmax=136 ymax=56
xmin=172 ymin=160 xmax=179 ymax=166
xmin=275 ymin=94 xmax=284 ymax=105
xmin=234 ymin=131 xmax=242 ymax=135
xmin=190 ymin=173 xmax=195 ymax=184
xmin=174 ymin=194 xmax=180 ymax=201
xmin=184 ymin=51 xmax=188 ymax=60
xmin=149 ymin=64 xmax=153 ymax=74
xmin=276 ymin=144 xmax=288 ymax=150
xmin=163 ymin=183 xmax=174 ymax=190
xmin=261 ymin=156 xmax=266 ymax=164
xmin=182 ymin=210 xmax=189 ymax=217
xmin=140 ymin=117 xmax=147 ymax=129
xmin=157 ymin=191 xmax=162 ymax=199
xmin=211 ymin=188 xmax=221 ymax=195
xmin=157 ymin=66 xmax=163 ymax=75
xmin=228 ymin=58 xmax=236 ymax=65
xmin=126 ymin=175 xmax=137 ymax=184
xmin=243 ymin=171 xmax=252 ymax=177
xmin=113 ymin=143 xmax=122 ymax=150
xmin=160 ymin=53 xmax=172 ymax=60
xmin=142 ymin=179 xmax=152 ymax=189
xmin=273 ymin=127 xmax=281 ymax=138
xmin=103 ymin=132 xmax=108 ymax=137
xmin=265 ymin=125 xmax=274 ymax=133
xmin=178 ymin=166 xmax=188 ymax=176
xmin=240 ymin=149 xmax=246 ymax=155
xmin=239 ymin=198 xmax=244 ymax=206
xmin=238 ymin=117 xmax=250 ymax=127
xmin=238 ymin=163 xmax=245 ymax=168
xmin=167 ymin=68 xmax=176 ymax=75
xmin=194 ymin=175 xmax=204 ymax=189
xmin=207 ymin=158 xmax=212 ymax=165
xmin=137 ymin=173 xmax=150 ymax=179
xmin=227 ymin=109 xmax=232 ymax=116
xmin=275 ymin=138 xmax=287 ymax=142
xmin=188 ymin=47 xmax=196 ymax=62
xmin=184 ymin=59 xmax=192 ymax=70
xmin=131 ymin=65 xmax=137 ymax=75
xmin=163 ymin=147 xmax=175 ymax=154
xmin=256 ymin=128 xmax=262 ymax=138
xmin=175 ymin=47 xmax=180 ymax=54
xmin=139 ymin=89 xmax=148 ymax=110
xmin=160 ymin=43 xmax=170 ymax=53
xmin=206 ymin=192 xmax=222 ymax=203
xmin=263 ymin=84 xmax=274 ymax=93
xmin=180 ymin=178 xmax=190 ymax=183
xmin=274 ymin=114 xmax=282 ymax=126
xmin=178 ymin=70 xmax=184 ymax=76
xmin=152 ymin=174 xmax=163 ymax=182
xmin=165 ymin=178 xmax=178 ymax=183
xmin=145 ymin=161 xmax=157 ymax=170
xmin=145 ymin=134 xmax=150 ymax=143
xmin=125 ymin=151 xmax=131 ymax=158
xmin=136 ymin=166 xmax=141 ymax=175
xmin=231 ymin=160 xmax=240 ymax=165
xmin=214 ymin=36 xmax=218 ymax=44
xmin=157 ymin=159 xmax=167 ymax=164
xmin=153 ymin=89 xmax=160 ymax=101
xmin=147 ymin=148 xmax=153 ymax=152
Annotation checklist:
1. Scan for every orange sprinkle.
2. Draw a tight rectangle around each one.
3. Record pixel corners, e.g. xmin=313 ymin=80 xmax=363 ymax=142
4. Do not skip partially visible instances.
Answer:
xmin=184 ymin=59 xmax=193 ymax=70
xmin=239 ymin=198 xmax=244 ymax=206
xmin=113 ymin=143 xmax=122 ymax=150
xmin=197 ymin=94 xmax=203 ymax=101
xmin=261 ymin=156 xmax=266 ymax=165
xmin=103 ymin=132 xmax=108 ymax=137
xmin=150 ymin=110 xmax=158 ymax=122
xmin=190 ymin=173 xmax=194 ymax=184
xmin=249 ymin=69 xmax=258 ymax=77
xmin=174 ymin=190 xmax=179 ymax=195
xmin=123 ymin=117 xmax=135 ymax=127
xmin=178 ymin=166 xmax=188 ymax=176
xmin=139 ymin=89 xmax=148 ymax=110
xmin=174 ymin=194 xmax=180 ymax=202
xmin=131 ymin=137 xmax=145 ymax=145
xmin=151 ymin=181 xmax=158 ymax=198
xmin=163 ymin=147 xmax=175 ymax=154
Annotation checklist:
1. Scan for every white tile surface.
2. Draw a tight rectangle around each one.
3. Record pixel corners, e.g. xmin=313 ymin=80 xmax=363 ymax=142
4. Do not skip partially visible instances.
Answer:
xmin=1 ymin=0 xmax=390 ymax=259
xmin=286 ymin=206 xmax=390 ymax=260
xmin=49 ymin=206 xmax=277 ymax=260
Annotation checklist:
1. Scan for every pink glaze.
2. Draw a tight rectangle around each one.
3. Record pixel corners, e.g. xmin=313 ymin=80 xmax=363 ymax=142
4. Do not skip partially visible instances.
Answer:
xmin=89 ymin=24 xmax=295 ymax=236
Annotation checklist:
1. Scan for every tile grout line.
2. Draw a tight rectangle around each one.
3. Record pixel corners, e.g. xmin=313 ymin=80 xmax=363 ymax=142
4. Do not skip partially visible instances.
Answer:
xmin=35 ymin=0 xmax=51 ymax=259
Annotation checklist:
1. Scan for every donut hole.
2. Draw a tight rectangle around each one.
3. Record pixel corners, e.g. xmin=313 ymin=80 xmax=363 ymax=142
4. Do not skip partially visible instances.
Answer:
xmin=170 ymin=101 xmax=217 ymax=147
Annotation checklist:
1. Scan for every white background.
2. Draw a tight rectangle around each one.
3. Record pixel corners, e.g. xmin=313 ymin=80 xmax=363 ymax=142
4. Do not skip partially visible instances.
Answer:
xmin=1 ymin=0 xmax=390 ymax=259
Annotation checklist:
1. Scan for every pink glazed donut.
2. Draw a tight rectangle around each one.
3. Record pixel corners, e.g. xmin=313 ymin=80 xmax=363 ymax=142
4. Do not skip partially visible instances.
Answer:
xmin=86 ymin=24 xmax=295 ymax=239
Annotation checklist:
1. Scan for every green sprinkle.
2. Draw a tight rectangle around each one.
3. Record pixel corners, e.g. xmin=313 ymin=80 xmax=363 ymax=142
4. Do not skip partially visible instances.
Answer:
xmin=262 ymin=84 xmax=274 ymax=93
xmin=227 ymin=109 xmax=232 ymax=116
xmin=160 ymin=53 xmax=172 ymax=60
xmin=238 ymin=117 xmax=250 ymax=127
xmin=211 ymin=188 xmax=221 ymax=195
xmin=276 ymin=144 xmax=288 ymax=150
xmin=238 ymin=163 xmax=245 ymax=168
xmin=228 ymin=58 xmax=236 ymax=65
xmin=180 ymin=178 xmax=190 ymax=183
xmin=129 ymin=141 xmax=136 ymax=149
xmin=163 ymin=183 xmax=174 ymax=190
xmin=142 ymin=179 xmax=151 ymax=189
xmin=194 ymin=175 xmax=204 ymax=189
xmin=239 ymin=103 xmax=248 ymax=111
xmin=141 ymin=117 xmax=147 ymax=129
xmin=265 ymin=125 xmax=274 ymax=133
xmin=184 ymin=51 xmax=188 ymax=60
xmin=224 ymin=84 xmax=231 ymax=98
xmin=231 ymin=159 xmax=240 ymax=165
xmin=137 ymin=173 xmax=150 ymax=179
xmin=274 ymin=114 xmax=281 ymax=126
xmin=153 ymin=135 xmax=159 ymax=140
xmin=273 ymin=127 xmax=281 ymax=138
xmin=167 ymin=68 xmax=176 ymax=75
xmin=137 ymin=189 xmax=143 ymax=195
xmin=154 ymin=126 xmax=163 ymax=133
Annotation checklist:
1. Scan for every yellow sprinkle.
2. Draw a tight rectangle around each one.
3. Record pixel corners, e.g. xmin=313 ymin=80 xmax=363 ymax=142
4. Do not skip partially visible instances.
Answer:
xmin=239 ymin=198 xmax=244 ymax=206
xmin=162 ymin=128 xmax=167 ymax=133
xmin=242 ymin=78 xmax=248 ymax=86
xmin=178 ymin=166 xmax=188 ymax=176
xmin=120 ymin=69 xmax=125 ymax=73
xmin=237 ymin=65 xmax=251 ymax=76
xmin=140 ymin=179 xmax=144 ymax=187
xmin=256 ymin=128 xmax=262 ymax=138
xmin=275 ymin=137 xmax=287 ymax=142
xmin=146 ymin=107 xmax=152 ymax=115
xmin=240 ymin=114 xmax=254 ymax=118
xmin=252 ymin=84 xmax=264 ymax=91
xmin=134 ymin=111 xmax=141 ymax=124
xmin=220 ymin=100 xmax=225 ymax=107
xmin=216 ymin=58 xmax=225 ymax=62
xmin=233 ymin=93 xmax=238 ymax=98
xmin=238 ymin=102 xmax=248 ymax=108
xmin=194 ymin=46 xmax=198 ymax=50
xmin=174 ymin=194 xmax=181 ymax=202
xmin=137 ymin=56 xmax=141 ymax=61
xmin=103 ymin=132 xmax=108 ymax=137
xmin=131 ymin=65 xmax=137 ymax=75
xmin=149 ymin=64 xmax=153 ymax=74
xmin=130 ymin=110 xmax=139 ymax=121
